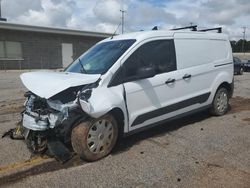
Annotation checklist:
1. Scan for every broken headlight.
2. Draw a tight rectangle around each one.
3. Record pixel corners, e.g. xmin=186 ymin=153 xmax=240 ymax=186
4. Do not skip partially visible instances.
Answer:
xmin=79 ymin=89 xmax=92 ymax=102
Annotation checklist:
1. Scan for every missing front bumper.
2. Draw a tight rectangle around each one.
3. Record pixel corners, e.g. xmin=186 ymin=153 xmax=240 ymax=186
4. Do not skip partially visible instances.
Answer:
xmin=22 ymin=113 xmax=49 ymax=131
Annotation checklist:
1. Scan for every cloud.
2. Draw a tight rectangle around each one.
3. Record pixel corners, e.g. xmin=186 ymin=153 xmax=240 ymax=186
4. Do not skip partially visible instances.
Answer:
xmin=125 ymin=0 xmax=176 ymax=31
xmin=2 ymin=0 xmax=41 ymax=18
xmin=200 ymin=0 xmax=250 ymax=25
xmin=10 ymin=0 xmax=76 ymax=27
xmin=93 ymin=0 xmax=122 ymax=24
xmin=1 ymin=0 xmax=250 ymax=40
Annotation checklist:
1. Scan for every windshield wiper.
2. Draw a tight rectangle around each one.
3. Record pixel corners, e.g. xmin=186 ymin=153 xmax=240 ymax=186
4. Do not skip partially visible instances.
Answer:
xmin=78 ymin=58 xmax=87 ymax=73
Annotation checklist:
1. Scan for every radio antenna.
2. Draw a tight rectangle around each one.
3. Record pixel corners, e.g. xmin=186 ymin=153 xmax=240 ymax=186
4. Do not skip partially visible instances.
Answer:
xmin=111 ymin=23 xmax=121 ymax=39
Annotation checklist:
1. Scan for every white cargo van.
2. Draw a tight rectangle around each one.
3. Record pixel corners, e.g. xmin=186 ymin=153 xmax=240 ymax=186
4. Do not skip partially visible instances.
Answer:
xmin=19 ymin=30 xmax=233 ymax=161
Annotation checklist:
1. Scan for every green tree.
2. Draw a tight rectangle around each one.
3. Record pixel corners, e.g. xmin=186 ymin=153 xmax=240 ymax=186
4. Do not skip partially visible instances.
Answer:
xmin=230 ymin=39 xmax=250 ymax=52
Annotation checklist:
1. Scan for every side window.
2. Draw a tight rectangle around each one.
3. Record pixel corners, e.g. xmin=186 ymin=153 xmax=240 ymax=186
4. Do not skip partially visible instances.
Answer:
xmin=123 ymin=39 xmax=176 ymax=78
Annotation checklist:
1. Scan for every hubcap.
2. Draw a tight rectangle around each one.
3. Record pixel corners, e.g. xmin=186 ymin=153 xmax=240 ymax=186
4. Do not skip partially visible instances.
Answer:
xmin=216 ymin=91 xmax=228 ymax=112
xmin=87 ymin=119 xmax=114 ymax=154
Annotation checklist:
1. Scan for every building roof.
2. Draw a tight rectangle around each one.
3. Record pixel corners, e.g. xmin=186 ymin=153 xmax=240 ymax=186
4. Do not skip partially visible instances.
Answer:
xmin=0 ymin=21 xmax=112 ymax=38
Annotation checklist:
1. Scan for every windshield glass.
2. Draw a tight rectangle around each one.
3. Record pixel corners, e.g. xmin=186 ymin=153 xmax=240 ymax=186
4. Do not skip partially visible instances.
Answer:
xmin=65 ymin=39 xmax=136 ymax=74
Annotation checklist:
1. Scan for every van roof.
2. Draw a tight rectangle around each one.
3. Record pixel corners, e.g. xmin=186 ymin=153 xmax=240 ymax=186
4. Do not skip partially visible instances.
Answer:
xmin=102 ymin=30 xmax=229 ymax=42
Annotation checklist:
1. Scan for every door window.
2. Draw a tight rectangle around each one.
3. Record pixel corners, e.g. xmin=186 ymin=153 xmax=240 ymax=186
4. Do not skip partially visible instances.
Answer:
xmin=123 ymin=39 xmax=176 ymax=79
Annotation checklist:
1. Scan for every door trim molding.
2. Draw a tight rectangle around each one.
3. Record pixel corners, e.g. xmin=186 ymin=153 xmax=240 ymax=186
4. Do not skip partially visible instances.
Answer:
xmin=214 ymin=62 xmax=233 ymax=67
xmin=124 ymin=105 xmax=211 ymax=137
xmin=131 ymin=92 xmax=211 ymax=127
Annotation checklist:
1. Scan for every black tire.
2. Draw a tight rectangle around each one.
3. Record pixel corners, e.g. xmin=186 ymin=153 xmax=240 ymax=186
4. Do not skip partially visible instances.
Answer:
xmin=71 ymin=114 xmax=118 ymax=161
xmin=209 ymin=87 xmax=229 ymax=116
xmin=239 ymin=67 xmax=244 ymax=75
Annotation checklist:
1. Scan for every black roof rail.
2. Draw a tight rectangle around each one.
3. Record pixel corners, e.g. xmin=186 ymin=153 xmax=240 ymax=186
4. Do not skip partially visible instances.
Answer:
xmin=198 ymin=27 xmax=222 ymax=33
xmin=171 ymin=25 xmax=197 ymax=31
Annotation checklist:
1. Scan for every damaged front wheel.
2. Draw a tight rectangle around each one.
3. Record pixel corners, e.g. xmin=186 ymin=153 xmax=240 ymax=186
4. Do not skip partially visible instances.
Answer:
xmin=71 ymin=114 xmax=118 ymax=161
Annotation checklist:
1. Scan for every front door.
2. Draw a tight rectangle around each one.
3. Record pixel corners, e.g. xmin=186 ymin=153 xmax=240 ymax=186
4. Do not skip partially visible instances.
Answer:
xmin=121 ymin=39 xmax=179 ymax=131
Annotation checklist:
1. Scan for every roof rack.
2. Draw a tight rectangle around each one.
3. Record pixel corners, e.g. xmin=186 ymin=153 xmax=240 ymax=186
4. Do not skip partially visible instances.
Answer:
xmin=198 ymin=27 xmax=222 ymax=33
xmin=152 ymin=26 xmax=158 ymax=30
xmin=171 ymin=25 xmax=197 ymax=31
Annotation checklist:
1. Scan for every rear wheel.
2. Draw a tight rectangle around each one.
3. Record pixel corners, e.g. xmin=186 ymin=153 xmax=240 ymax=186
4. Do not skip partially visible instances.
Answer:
xmin=71 ymin=114 xmax=118 ymax=161
xmin=210 ymin=87 xmax=229 ymax=116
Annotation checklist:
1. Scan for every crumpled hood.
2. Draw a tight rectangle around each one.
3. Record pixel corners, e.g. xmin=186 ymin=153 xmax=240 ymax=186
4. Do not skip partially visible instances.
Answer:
xmin=20 ymin=71 xmax=101 ymax=99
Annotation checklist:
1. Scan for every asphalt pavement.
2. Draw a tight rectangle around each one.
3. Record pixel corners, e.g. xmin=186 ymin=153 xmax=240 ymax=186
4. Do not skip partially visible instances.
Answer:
xmin=0 ymin=71 xmax=249 ymax=188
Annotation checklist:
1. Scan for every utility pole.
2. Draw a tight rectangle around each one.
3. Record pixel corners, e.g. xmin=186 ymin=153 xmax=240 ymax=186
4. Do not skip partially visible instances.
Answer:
xmin=0 ymin=0 xmax=6 ymax=21
xmin=120 ymin=9 xmax=126 ymax=34
xmin=0 ymin=0 xmax=2 ymax=18
xmin=242 ymin=26 xmax=246 ymax=55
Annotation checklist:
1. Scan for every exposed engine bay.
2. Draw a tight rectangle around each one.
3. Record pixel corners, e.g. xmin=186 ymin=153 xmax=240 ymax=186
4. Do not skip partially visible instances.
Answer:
xmin=8 ymin=79 xmax=99 ymax=163
xmin=2 ymin=70 xmax=127 ymax=162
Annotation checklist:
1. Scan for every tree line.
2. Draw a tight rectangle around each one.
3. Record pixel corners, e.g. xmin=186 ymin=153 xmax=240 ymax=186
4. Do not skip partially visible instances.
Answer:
xmin=230 ymin=40 xmax=250 ymax=53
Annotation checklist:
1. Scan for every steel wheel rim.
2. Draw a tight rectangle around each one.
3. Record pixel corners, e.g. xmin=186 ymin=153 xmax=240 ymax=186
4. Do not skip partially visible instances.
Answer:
xmin=216 ymin=91 xmax=228 ymax=112
xmin=87 ymin=119 xmax=114 ymax=154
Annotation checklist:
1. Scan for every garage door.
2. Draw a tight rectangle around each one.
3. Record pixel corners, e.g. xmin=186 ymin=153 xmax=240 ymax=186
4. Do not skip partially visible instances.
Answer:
xmin=62 ymin=43 xmax=73 ymax=68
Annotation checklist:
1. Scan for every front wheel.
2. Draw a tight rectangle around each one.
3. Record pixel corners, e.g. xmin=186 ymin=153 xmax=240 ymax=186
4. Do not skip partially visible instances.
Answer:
xmin=209 ymin=87 xmax=229 ymax=116
xmin=71 ymin=114 xmax=118 ymax=161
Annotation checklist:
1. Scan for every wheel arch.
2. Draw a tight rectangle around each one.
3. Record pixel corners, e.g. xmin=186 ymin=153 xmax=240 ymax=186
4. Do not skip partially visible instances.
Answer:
xmin=209 ymin=71 xmax=234 ymax=104
xmin=108 ymin=107 xmax=125 ymax=137
xmin=216 ymin=81 xmax=234 ymax=99
xmin=79 ymin=85 xmax=129 ymax=134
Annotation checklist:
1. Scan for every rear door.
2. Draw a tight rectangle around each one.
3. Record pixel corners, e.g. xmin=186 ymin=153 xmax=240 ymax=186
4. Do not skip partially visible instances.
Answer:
xmin=173 ymin=34 xmax=215 ymax=110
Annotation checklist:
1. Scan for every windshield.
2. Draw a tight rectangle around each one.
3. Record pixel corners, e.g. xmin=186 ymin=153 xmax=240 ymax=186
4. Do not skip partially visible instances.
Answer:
xmin=65 ymin=39 xmax=136 ymax=74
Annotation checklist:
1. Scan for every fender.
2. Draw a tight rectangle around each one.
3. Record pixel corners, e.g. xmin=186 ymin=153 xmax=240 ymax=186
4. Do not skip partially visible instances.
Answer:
xmin=79 ymin=85 xmax=129 ymax=133
xmin=208 ymin=68 xmax=233 ymax=104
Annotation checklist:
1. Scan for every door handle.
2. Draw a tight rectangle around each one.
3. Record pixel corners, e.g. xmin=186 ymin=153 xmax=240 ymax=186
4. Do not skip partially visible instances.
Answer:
xmin=183 ymin=74 xmax=191 ymax=79
xmin=165 ymin=78 xmax=176 ymax=84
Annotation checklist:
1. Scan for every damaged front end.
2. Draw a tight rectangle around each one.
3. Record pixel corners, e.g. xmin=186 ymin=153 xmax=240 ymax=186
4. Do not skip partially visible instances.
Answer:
xmin=18 ymin=85 xmax=94 ymax=162
xmin=9 ymin=71 xmax=102 ymax=162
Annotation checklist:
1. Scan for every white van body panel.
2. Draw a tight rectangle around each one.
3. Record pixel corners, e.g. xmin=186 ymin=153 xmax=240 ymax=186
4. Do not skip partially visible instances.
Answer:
xmin=20 ymin=30 xmax=233 ymax=135
xmin=174 ymin=39 xmax=231 ymax=69
xmin=81 ymin=31 xmax=233 ymax=133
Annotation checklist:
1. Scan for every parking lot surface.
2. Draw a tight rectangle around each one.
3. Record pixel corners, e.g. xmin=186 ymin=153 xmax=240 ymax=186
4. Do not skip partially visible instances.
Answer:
xmin=0 ymin=71 xmax=250 ymax=187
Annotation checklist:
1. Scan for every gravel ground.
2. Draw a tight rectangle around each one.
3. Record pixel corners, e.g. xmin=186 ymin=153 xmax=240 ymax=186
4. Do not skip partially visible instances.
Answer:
xmin=0 ymin=71 xmax=249 ymax=188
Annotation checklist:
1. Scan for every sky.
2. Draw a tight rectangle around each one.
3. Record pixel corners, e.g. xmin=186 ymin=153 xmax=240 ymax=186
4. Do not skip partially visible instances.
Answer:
xmin=1 ymin=0 xmax=250 ymax=40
